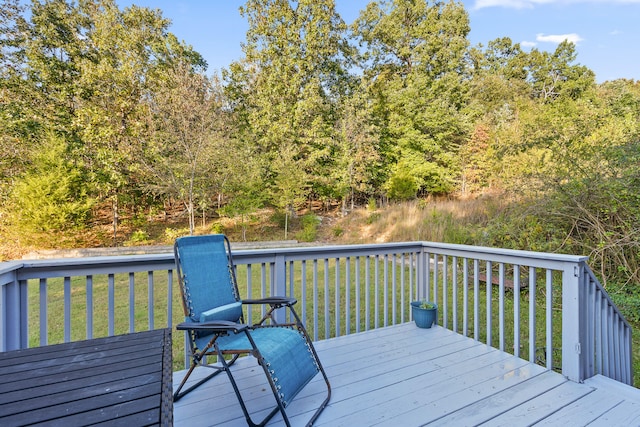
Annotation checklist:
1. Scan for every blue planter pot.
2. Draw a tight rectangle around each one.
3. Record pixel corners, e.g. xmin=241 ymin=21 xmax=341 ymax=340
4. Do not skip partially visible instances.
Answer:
xmin=411 ymin=301 xmax=438 ymax=328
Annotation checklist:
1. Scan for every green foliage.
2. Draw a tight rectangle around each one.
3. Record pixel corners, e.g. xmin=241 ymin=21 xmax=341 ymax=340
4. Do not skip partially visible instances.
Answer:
xmin=9 ymin=134 xmax=93 ymax=233
xmin=269 ymin=210 xmax=288 ymax=229
xmin=210 ymin=222 xmax=225 ymax=235
xmin=608 ymin=285 xmax=640 ymax=324
xmin=354 ymin=0 xmax=471 ymax=197
xmin=233 ymin=0 xmax=351 ymax=213
xmin=527 ymin=41 xmax=595 ymax=101
xmin=386 ymin=165 xmax=418 ymax=200
xmin=126 ymin=230 xmax=149 ymax=246
xmin=419 ymin=301 xmax=436 ymax=310
xmin=144 ymin=62 xmax=223 ymax=235
xmin=296 ymin=214 xmax=321 ymax=242
xmin=164 ymin=227 xmax=189 ymax=242
xmin=1 ymin=0 xmax=639 ymax=296
xmin=366 ymin=212 xmax=381 ymax=225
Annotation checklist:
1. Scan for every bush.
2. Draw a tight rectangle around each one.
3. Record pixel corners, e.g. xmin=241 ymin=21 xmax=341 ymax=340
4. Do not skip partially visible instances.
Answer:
xmin=210 ymin=222 xmax=225 ymax=234
xmin=125 ymin=230 xmax=149 ymax=246
xmin=296 ymin=214 xmax=320 ymax=242
xmin=386 ymin=169 xmax=417 ymax=201
xmin=8 ymin=135 xmax=93 ymax=233
xmin=164 ymin=227 xmax=190 ymax=242
xmin=366 ymin=212 xmax=381 ymax=224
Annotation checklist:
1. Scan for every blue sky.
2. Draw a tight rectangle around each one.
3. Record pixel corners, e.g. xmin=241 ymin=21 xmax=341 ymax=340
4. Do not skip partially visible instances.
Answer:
xmin=119 ymin=0 xmax=640 ymax=82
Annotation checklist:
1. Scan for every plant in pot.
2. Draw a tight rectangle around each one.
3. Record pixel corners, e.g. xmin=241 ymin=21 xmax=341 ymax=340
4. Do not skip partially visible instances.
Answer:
xmin=411 ymin=300 xmax=438 ymax=328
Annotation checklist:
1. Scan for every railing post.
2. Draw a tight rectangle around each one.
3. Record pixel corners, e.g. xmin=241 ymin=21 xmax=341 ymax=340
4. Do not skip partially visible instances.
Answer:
xmin=1 ymin=274 xmax=28 ymax=351
xmin=417 ymin=246 xmax=428 ymax=301
xmin=273 ymin=253 xmax=287 ymax=324
xmin=562 ymin=261 xmax=586 ymax=382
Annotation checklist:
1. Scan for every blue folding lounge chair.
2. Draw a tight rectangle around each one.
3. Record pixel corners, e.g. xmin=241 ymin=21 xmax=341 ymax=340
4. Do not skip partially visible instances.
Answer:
xmin=173 ymin=234 xmax=331 ymax=426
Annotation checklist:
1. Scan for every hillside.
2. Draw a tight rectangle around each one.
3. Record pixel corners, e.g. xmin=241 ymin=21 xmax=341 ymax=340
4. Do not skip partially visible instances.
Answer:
xmin=3 ymin=195 xmax=501 ymax=261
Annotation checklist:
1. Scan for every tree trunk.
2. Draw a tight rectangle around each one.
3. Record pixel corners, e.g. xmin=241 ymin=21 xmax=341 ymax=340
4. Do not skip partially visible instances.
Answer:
xmin=112 ymin=193 xmax=118 ymax=246
xmin=188 ymin=200 xmax=194 ymax=235
xmin=284 ymin=211 xmax=289 ymax=240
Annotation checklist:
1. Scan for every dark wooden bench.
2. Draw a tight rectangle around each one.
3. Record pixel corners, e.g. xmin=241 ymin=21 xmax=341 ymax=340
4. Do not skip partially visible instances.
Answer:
xmin=0 ymin=328 xmax=172 ymax=426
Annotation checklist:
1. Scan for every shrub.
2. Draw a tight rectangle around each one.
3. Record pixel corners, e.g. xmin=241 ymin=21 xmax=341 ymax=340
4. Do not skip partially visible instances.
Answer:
xmin=164 ymin=227 xmax=190 ymax=242
xmin=9 ymin=134 xmax=93 ymax=233
xmin=210 ymin=222 xmax=225 ymax=234
xmin=125 ymin=230 xmax=149 ymax=246
xmin=296 ymin=214 xmax=320 ymax=242
xmin=385 ymin=169 xmax=417 ymax=201
xmin=366 ymin=212 xmax=381 ymax=224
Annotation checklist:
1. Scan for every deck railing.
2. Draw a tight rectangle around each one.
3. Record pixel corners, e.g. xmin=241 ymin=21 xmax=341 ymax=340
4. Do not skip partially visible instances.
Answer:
xmin=0 ymin=241 xmax=632 ymax=385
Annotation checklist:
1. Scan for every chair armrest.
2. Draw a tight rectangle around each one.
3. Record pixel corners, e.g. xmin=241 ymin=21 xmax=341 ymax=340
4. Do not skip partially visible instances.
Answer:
xmin=242 ymin=296 xmax=297 ymax=307
xmin=176 ymin=320 xmax=249 ymax=334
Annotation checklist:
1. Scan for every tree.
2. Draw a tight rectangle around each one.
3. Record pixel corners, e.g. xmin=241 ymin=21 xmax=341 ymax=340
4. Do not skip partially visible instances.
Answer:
xmin=24 ymin=0 xmax=93 ymax=144
xmin=8 ymin=132 xmax=93 ymax=234
xmin=468 ymin=37 xmax=530 ymax=113
xmin=353 ymin=0 xmax=472 ymax=197
xmin=464 ymin=37 xmax=531 ymax=192
xmin=144 ymin=63 xmax=222 ymax=235
xmin=272 ymin=144 xmax=307 ymax=238
xmin=527 ymin=40 xmax=595 ymax=102
xmin=231 ymin=0 xmax=350 ymax=219
xmin=76 ymin=0 xmax=205 ymax=242
xmin=334 ymin=89 xmax=382 ymax=210
xmin=0 ymin=0 xmax=32 ymax=198
xmin=217 ymin=144 xmax=266 ymax=241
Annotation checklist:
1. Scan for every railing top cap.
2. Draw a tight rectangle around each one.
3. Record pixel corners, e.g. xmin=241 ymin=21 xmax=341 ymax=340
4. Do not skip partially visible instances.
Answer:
xmin=419 ymin=241 xmax=589 ymax=263
xmin=1 ymin=240 xmax=588 ymax=273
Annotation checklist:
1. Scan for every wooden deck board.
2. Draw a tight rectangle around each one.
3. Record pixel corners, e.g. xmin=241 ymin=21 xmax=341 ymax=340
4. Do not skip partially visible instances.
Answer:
xmin=534 ymin=387 xmax=625 ymax=426
xmin=0 ymin=329 xmax=172 ymax=426
xmin=479 ymin=380 xmax=595 ymax=426
xmin=425 ymin=370 xmax=567 ymax=426
xmin=173 ymin=323 xmax=640 ymax=426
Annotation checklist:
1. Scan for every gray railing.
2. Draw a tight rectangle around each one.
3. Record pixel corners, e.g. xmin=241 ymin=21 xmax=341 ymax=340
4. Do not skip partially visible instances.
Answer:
xmin=0 ymin=241 xmax=632 ymax=385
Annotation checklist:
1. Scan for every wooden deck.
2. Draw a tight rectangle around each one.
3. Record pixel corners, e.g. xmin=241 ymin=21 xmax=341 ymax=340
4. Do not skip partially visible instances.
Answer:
xmin=173 ymin=323 xmax=640 ymax=426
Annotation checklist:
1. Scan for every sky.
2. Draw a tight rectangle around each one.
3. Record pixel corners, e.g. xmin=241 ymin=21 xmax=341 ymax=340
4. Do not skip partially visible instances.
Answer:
xmin=118 ymin=0 xmax=640 ymax=83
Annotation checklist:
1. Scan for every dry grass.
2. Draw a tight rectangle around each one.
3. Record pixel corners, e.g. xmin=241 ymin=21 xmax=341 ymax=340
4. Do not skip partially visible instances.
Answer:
xmin=323 ymin=192 xmax=509 ymax=246
xmin=2 ymin=192 xmax=510 ymax=261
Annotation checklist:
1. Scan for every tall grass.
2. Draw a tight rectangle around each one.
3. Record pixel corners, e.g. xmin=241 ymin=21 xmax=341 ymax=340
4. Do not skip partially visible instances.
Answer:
xmin=330 ymin=194 xmax=509 ymax=245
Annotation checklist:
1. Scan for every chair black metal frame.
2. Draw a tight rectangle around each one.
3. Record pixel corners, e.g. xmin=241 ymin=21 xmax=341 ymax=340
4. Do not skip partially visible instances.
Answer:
xmin=173 ymin=234 xmax=331 ymax=426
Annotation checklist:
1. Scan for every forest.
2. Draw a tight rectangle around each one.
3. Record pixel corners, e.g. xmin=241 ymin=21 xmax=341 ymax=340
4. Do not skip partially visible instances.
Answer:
xmin=1 ymin=0 xmax=639 ymax=292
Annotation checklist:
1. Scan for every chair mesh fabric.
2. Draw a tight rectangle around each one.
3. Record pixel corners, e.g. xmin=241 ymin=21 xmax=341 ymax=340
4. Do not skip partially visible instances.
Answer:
xmin=217 ymin=327 xmax=319 ymax=406
xmin=175 ymin=234 xmax=325 ymax=418
xmin=175 ymin=235 xmax=242 ymax=322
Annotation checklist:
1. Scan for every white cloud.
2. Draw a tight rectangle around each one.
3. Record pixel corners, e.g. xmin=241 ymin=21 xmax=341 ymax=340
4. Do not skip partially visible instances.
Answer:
xmin=474 ymin=0 xmax=640 ymax=9
xmin=473 ymin=0 xmax=537 ymax=8
xmin=536 ymin=33 xmax=584 ymax=44
xmin=521 ymin=40 xmax=538 ymax=47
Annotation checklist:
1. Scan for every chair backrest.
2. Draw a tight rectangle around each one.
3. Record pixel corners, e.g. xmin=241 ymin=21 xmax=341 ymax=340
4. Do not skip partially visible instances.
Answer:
xmin=174 ymin=234 xmax=243 ymax=323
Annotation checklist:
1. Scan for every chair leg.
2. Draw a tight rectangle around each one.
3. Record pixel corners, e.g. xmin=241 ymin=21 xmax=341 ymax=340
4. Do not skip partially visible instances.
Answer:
xmin=307 ymin=369 xmax=332 ymax=426
xmin=289 ymin=307 xmax=332 ymax=426
xmin=173 ymin=353 xmax=240 ymax=402
xmin=216 ymin=344 xmax=289 ymax=427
